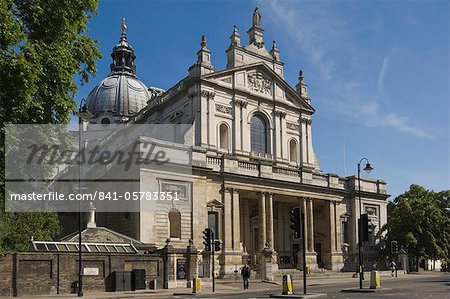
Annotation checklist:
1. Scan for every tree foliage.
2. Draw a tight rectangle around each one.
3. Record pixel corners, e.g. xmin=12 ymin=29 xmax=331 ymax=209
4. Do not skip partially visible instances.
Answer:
xmin=0 ymin=0 xmax=101 ymax=252
xmin=381 ymin=184 xmax=450 ymax=263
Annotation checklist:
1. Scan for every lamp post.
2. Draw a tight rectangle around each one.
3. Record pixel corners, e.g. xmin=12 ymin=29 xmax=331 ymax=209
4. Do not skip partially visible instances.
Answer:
xmin=76 ymin=99 xmax=93 ymax=297
xmin=357 ymin=158 xmax=373 ymax=289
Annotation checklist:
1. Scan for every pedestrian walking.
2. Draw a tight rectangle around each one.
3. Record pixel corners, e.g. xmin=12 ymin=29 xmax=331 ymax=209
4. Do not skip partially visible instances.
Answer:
xmin=390 ymin=261 xmax=396 ymax=277
xmin=241 ymin=263 xmax=251 ymax=289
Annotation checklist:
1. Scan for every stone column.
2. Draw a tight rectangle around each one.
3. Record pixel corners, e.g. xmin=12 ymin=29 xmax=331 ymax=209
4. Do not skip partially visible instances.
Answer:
xmin=302 ymin=197 xmax=308 ymax=251
xmin=266 ymin=193 xmax=274 ymax=249
xmin=223 ymin=187 xmax=233 ymax=251
xmin=307 ymin=198 xmax=314 ymax=252
xmin=334 ymin=202 xmax=342 ymax=252
xmin=258 ymin=192 xmax=267 ymax=251
xmin=330 ymin=201 xmax=344 ymax=271
xmin=244 ymin=199 xmax=251 ymax=254
xmin=221 ymin=187 xmax=244 ymax=277
xmin=232 ymin=189 xmax=241 ymax=251
xmin=329 ymin=201 xmax=336 ymax=252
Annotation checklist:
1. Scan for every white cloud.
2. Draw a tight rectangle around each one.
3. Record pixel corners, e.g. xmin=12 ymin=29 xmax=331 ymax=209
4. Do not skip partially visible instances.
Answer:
xmin=260 ymin=0 xmax=431 ymax=139
xmin=378 ymin=55 xmax=390 ymax=92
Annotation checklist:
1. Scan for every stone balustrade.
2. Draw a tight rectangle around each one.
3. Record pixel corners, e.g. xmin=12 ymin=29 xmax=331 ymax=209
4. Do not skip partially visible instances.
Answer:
xmin=198 ymin=151 xmax=386 ymax=194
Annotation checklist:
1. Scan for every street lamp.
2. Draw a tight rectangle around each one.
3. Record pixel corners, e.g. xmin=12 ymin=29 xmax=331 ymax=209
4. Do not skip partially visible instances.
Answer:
xmin=76 ymin=98 xmax=93 ymax=297
xmin=357 ymin=158 xmax=373 ymax=289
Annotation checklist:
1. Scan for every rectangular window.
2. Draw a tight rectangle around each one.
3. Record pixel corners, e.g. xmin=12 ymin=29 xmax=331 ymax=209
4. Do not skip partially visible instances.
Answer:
xmin=208 ymin=211 xmax=218 ymax=239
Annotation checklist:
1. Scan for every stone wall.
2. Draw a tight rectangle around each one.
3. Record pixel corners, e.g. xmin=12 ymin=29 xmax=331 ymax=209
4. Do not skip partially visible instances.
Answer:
xmin=0 ymin=252 xmax=163 ymax=297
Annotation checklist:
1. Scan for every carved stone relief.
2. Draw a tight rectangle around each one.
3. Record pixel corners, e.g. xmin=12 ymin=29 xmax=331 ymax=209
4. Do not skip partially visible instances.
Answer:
xmin=247 ymin=72 xmax=272 ymax=95
xmin=286 ymin=122 xmax=300 ymax=131
xmin=215 ymin=104 xmax=232 ymax=115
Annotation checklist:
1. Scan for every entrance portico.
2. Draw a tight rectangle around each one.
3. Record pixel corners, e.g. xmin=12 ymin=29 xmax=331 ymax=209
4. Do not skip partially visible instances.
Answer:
xmin=219 ymin=184 xmax=345 ymax=278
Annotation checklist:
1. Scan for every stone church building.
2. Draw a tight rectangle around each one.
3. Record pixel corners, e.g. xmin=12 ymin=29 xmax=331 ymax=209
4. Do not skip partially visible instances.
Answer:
xmin=64 ymin=8 xmax=389 ymax=282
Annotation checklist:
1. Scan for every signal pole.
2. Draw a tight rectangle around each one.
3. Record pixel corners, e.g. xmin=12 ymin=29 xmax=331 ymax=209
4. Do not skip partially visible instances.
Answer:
xmin=301 ymin=209 xmax=306 ymax=295
xmin=203 ymin=228 xmax=215 ymax=292
xmin=290 ymin=207 xmax=307 ymax=295
xmin=212 ymin=230 xmax=215 ymax=292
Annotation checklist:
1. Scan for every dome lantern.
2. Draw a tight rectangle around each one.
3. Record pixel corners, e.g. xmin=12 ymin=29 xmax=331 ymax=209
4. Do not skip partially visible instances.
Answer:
xmin=110 ymin=18 xmax=136 ymax=76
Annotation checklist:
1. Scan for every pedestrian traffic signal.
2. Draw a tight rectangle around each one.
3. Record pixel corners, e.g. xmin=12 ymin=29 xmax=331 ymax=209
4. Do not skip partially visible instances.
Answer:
xmin=290 ymin=207 xmax=302 ymax=239
xmin=361 ymin=213 xmax=369 ymax=242
xmin=391 ymin=241 xmax=398 ymax=254
xmin=203 ymin=228 xmax=212 ymax=252
xmin=214 ymin=239 xmax=222 ymax=252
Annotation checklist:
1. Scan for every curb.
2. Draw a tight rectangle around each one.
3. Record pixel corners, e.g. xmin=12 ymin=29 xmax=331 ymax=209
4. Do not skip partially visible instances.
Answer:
xmin=341 ymin=287 xmax=392 ymax=293
xmin=270 ymin=293 xmax=327 ymax=298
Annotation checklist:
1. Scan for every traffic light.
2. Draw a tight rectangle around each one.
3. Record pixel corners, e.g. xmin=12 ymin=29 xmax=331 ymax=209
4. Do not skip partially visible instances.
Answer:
xmin=361 ymin=213 xmax=369 ymax=242
xmin=214 ymin=239 xmax=222 ymax=252
xmin=391 ymin=241 xmax=398 ymax=254
xmin=290 ymin=207 xmax=302 ymax=239
xmin=203 ymin=228 xmax=212 ymax=252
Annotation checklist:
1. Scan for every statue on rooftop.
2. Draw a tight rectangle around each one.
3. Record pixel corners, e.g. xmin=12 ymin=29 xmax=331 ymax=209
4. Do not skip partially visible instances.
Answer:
xmin=252 ymin=7 xmax=261 ymax=27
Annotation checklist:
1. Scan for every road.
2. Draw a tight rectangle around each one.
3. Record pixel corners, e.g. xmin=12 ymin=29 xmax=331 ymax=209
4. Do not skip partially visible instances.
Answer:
xmin=171 ymin=272 xmax=449 ymax=299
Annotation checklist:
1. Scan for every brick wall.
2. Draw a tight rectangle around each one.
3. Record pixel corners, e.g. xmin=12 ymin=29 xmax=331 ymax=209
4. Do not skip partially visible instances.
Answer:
xmin=0 ymin=254 xmax=13 ymax=296
xmin=0 ymin=252 xmax=163 ymax=297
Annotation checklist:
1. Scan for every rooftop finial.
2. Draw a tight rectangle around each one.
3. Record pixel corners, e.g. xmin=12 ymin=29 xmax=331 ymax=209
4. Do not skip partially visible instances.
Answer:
xmin=252 ymin=7 xmax=261 ymax=27
xmin=230 ymin=25 xmax=241 ymax=47
xmin=119 ymin=18 xmax=128 ymax=45
xmin=270 ymin=40 xmax=280 ymax=60
xmin=201 ymin=34 xmax=207 ymax=48
xmin=296 ymin=69 xmax=309 ymax=98
xmin=121 ymin=18 xmax=127 ymax=34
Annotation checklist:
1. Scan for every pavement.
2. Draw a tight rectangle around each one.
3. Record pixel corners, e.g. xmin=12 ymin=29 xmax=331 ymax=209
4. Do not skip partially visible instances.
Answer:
xmin=3 ymin=271 xmax=448 ymax=299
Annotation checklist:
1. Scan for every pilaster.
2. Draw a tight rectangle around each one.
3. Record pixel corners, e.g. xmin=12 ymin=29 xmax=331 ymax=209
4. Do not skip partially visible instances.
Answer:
xmin=222 ymin=187 xmax=233 ymax=251
xmin=232 ymin=189 xmax=241 ymax=251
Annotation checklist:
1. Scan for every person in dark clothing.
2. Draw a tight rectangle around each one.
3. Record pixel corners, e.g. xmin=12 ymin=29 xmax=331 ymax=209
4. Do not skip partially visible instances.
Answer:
xmin=241 ymin=263 xmax=251 ymax=289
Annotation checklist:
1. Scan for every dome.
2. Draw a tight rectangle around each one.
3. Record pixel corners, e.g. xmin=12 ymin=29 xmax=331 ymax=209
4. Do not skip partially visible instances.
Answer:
xmin=86 ymin=73 xmax=150 ymax=118
xmin=85 ymin=18 xmax=150 ymax=119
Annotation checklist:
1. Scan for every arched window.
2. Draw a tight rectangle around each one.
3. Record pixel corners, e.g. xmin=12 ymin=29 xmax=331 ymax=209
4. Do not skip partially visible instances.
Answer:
xmin=219 ymin=123 xmax=229 ymax=150
xmin=168 ymin=209 xmax=181 ymax=239
xmin=289 ymin=139 xmax=298 ymax=163
xmin=251 ymin=114 xmax=268 ymax=153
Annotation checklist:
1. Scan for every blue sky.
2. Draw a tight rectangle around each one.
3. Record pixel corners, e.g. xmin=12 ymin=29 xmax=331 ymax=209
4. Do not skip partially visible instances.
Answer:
xmin=75 ymin=0 xmax=449 ymax=199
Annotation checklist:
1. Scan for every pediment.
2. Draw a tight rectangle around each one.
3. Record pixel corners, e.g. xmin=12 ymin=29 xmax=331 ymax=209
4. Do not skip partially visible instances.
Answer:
xmin=202 ymin=62 xmax=314 ymax=113
xmin=207 ymin=199 xmax=224 ymax=208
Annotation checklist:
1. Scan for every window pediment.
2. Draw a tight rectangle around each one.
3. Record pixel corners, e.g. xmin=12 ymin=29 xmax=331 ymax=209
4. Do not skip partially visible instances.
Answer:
xmin=207 ymin=199 xmax=224 ymax=208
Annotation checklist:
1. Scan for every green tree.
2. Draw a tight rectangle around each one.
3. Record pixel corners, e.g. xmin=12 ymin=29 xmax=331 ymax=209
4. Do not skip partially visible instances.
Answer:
xmin=381 ymin=185 xmax=450 ymax=270
xmin=0 ymin=0 xmax=101 ymax=252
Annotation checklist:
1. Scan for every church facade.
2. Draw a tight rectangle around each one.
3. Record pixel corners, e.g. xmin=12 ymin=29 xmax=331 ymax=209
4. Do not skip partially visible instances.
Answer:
xmin=75 ymin=8 xmax=389 ymax=281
